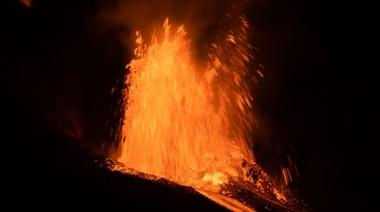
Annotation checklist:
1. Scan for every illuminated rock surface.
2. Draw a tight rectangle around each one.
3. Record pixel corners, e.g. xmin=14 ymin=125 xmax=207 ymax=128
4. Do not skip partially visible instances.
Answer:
xmin=2 ymin=97 xmax=228 ymax=211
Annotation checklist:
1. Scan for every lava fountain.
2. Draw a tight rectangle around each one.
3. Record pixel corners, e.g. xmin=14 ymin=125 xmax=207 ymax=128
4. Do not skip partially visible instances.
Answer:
xmin=110 ymin=7 xmax=306 ymax=212
xmin=117 ymin=15 xmax=257 ymax=186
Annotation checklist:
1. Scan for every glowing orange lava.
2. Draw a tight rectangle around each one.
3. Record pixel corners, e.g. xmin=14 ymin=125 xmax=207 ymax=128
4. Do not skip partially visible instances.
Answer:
xmin=115 ymin=16 xmax=259 ymax=191
xmin=100 ymin=7 xmax=310 ymax=210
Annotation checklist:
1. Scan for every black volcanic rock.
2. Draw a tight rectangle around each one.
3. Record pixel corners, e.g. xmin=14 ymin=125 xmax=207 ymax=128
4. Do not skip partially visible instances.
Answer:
xmin=3 ymin=91 xmax=231 ymax=211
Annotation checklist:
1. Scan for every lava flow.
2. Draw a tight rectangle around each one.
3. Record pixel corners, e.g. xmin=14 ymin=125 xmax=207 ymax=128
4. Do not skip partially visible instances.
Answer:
xmin=109 ymin=12 xmax=306 ymax=212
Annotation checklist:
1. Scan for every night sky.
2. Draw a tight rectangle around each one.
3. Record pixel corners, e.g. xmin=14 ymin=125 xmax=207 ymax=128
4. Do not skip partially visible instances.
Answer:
xmin=1 ymin=0 xmax=375 ymax=211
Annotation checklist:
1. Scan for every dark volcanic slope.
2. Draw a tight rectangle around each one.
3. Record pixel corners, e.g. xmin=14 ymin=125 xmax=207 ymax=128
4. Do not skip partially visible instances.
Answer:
xmin=3 ymin=91 xmax=231 ymax=211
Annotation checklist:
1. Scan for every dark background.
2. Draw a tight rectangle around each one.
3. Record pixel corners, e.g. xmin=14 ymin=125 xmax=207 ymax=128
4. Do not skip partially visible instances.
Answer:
xmin=1 ymin=0 xmax=375 ymax=211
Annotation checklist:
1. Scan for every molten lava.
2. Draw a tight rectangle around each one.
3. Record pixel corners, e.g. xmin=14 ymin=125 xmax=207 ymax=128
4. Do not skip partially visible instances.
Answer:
xmin=107 ymin=13 xmax=307 ymax=212
xmin=116 ymin=16 xmax=258 ymax=190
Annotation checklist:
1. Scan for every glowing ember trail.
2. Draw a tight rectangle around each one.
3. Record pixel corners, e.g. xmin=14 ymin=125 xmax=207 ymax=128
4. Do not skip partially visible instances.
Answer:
xmin=116 ymin=16 xmax=257 ymax=188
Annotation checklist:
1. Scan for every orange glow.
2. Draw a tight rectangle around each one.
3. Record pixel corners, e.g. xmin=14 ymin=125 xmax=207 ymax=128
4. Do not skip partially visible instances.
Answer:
xmin=19 ymin=0 xmax=32 ymax=7
xmin=116 ymin=16 xmax=257 ymax=191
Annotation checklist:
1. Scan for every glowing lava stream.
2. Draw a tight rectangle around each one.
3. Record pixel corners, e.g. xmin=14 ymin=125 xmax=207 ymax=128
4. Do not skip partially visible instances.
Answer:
xmin=116 ymin=17 xmax=258 ymax=192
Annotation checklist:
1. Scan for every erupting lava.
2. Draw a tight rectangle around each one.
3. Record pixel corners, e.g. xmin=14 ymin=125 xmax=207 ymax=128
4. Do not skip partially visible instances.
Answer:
xmin=109 ymin=11 xmax=306 ymax=212
xmin=117 ymin=16 xmax=257 ymax=189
